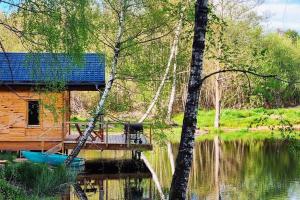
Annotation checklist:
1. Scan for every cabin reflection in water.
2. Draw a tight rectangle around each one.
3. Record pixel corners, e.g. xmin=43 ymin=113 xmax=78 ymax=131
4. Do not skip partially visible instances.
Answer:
xmin=61 ymin=159 xmax=153 ymax=200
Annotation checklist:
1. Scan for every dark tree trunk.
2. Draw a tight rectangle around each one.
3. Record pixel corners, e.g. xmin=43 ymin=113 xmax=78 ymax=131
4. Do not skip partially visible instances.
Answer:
xmin=73 ymin=183 xmax=88 ymax=200
xmin=169 ymin=0 xmax=208 ymax=199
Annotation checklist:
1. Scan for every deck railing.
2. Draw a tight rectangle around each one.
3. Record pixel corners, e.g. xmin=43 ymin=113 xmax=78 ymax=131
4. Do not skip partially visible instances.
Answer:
xmin=63 ymin=121 xmax=153 ymax=148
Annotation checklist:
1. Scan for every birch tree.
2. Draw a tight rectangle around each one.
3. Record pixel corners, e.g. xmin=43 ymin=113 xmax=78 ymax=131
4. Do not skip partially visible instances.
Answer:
xmin=210 ymin=0 xmax=263 ymax=128
xmin=65 ymin=0 xmax=126 ymax=166
xmin=213 ymin=22 xmax=224 ymax=129
xmin=166 ymin=38 xmax=179 ymax=124
xmin=0 ymin=0 xmax=173 ymax=165
xmin=169 ymin=0 xmax=209 ymax=198
xmin=65 ymin=0 xmax=172 ymax=165
xmin=138 ymin=3 xmax=185 ymax=123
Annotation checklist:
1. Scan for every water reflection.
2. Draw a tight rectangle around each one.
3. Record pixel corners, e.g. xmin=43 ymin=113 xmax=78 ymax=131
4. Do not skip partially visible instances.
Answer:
xmin=151 ymin=139 xmax=300 ymax=199
xmin=65 ymin=139 xmax=300 ymax=200
xmin=63 ymin=159 xmax=154 ymax=200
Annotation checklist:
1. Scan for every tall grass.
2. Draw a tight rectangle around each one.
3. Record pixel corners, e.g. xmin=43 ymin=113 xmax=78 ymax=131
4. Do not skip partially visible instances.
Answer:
xmin=1 ymin=162 xmax=76 ymax=198
xmin=0 ymin=179 xmax=58 ymax=200
xmin=0 ymin=179 xmax=28 ymax=200
xmin=0 ymin=152 xmax=17 ymax=162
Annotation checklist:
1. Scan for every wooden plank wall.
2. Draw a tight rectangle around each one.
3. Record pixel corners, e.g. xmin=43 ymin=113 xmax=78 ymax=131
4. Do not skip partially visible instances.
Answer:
xmin=0 ymin=87 xmax=68 ymax=150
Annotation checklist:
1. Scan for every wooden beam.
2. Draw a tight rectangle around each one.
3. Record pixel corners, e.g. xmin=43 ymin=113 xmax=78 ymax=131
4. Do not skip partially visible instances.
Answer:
xmin=77 ymin=172 xmax=152 ymax=181
xmin=63 ymin=142 xmax=153 ymax=151
xmin=0 ymin=141 xmax=62 ymax=151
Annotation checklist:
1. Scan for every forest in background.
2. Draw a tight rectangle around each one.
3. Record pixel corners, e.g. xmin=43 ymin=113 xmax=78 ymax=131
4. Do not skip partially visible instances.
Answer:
xmin=0 ymin=0 xmax=299 ymax=123
xmin=0 ymin=0 xmax=300 ymax=198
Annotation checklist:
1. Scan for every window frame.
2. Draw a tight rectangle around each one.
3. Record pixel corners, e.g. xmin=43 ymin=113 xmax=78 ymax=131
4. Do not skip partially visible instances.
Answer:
xmin=26 ymin=100 xmax=41 ymax=128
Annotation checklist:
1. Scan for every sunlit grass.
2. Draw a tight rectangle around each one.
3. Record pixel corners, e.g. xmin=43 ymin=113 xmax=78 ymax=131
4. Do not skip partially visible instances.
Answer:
xmin=173 ymin=107 xmax=300 ymax=128
xmin=164 ymin=128 xmax=295 ymax=143
xmin=71 ymin=108 xmax=300 ymax=142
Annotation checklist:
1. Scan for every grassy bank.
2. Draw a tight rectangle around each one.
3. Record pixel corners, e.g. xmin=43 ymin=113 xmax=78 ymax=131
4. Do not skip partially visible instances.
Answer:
xmin=72 ymin=108 xmax=300 ymax=142
xmin=0 ymin=179 xmax=33 ymax=200
xmin=164 ymin=128 xmax=294 ymax=143
xmin=173 ymin=107 xmax=300 ymax=128
xmin=0 ymin=179 xmax=55 ymax=200
xmin=163 ymin=107 xmax=300 ymax=142
xmin=0 ymin=161 xmax=76 ymax=199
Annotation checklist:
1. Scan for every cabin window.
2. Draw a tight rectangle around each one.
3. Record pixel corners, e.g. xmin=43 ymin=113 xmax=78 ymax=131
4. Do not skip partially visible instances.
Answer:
xmin=28 ymin=101 xmax=40 ymax=126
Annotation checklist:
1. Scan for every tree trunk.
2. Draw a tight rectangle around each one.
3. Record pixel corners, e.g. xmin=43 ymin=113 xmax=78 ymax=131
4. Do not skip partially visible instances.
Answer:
xmin=138 ymin=6 xmax=184 ymax=123
xmin=214 ymin=136 xmax=220 ymax=200
xmin=167 ymin=142 xmax=175 ymax=174
xmin=65 ymin=4 xmax=125 ymax=166
xmin=166 ymin=43 xmax=179 ymax=124
xmin=140 ymin=153 xmax=166 ymax=200
xmin=181 ymin=81 xmax=188 ymax=111
xmin=169 ymin=0 xmax=208 ymax=199
xmin=214 ymin=1 xmax=224 ymax=129
xmin=214 ymin=73 xmax=221 ymax=128
xmin=73 ymin=183 xmax=88 ymax=200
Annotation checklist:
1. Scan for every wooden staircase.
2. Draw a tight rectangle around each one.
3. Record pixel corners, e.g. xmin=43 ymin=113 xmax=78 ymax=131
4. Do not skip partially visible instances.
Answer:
xmin=45 ymin=142 xmax=63 ymax=154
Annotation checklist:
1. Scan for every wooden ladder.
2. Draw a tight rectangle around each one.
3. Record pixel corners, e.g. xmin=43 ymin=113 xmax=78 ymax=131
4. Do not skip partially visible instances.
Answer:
xmin=45 ymin=142 xmax=63 ymax=154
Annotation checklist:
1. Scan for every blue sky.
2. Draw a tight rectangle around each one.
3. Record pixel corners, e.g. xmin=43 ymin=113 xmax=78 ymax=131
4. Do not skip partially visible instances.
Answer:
xmin=0 ymin=0 xmax=299 ymax=33
xmin=255 ymin=0 xmax=300 ymax=32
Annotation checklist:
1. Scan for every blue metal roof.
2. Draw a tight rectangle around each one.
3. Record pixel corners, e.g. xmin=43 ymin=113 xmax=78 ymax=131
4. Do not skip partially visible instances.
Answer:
xmin=0 ymin=52 xmax=105 ymax=87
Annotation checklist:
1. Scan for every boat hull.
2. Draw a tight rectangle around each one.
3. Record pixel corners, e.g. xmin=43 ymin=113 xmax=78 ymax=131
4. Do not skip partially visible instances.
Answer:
xmin=21 ymin=151 xmax=85 ymax=167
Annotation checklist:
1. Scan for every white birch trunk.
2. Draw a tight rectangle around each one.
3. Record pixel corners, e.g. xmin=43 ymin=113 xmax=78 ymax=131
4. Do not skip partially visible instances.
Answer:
xmin=167 ymin=142 xmax=175 ymax=174
xmin=141 ymin=153 xmax=166 ymax=200
xmin=166 ymin=43 xmax=179 ymax=124
xmin=214 ymin=1 xmax=224 ymax=129
xmin=138 ymin=8 xmax=184 ymax=123
xmin=214 ymin=72 xmax=221 ymax=128
xmin=214 ymin=135 xmax=220 ymax=200
xmin=65 ymin=3 xmax=125 ymax=166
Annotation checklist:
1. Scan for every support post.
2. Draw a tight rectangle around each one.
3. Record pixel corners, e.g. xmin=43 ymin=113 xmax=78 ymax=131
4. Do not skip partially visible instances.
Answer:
xmin=150 ymin=124 xmax=152 ymax=145
xmin=106 ymin=122 xmax=109 ymax=147
xmin=127 ymin=122 xmax=130 ymax=148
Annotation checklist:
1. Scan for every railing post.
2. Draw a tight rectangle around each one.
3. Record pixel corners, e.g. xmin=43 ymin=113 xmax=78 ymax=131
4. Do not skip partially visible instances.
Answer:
xmin=150 ymin=124 xmax=152 ymax=145
xmin=99 ymin=116 xmax=104 ymax=142
xmin=127 ymin=122 xmax=130 ymax=148
xmin=106 ymin=122 xmax=109 ymax=148
xmin=41 ymin=141 xmax=44 ymax=152
xmin=62 ymin=122 xmax=65 ymax=141
xmin=66 ymin=122 xmax=70 ymax=136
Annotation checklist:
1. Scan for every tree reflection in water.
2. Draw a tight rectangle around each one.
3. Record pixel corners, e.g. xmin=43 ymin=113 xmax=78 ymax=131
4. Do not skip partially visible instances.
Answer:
xmin=62 ymin=140 xmax=300 ymax=199
xmin=151 ymin=139 xmax=300 ymax=199
xmin=62 ymin=159 xmax=153 ymax=200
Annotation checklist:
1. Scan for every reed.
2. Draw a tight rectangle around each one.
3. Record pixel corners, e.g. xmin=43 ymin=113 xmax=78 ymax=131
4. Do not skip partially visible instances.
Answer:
xmin=1 ymin=162 xmax=76 ymax=197
xmin=0 ymin=152 xmax=17 ymax=162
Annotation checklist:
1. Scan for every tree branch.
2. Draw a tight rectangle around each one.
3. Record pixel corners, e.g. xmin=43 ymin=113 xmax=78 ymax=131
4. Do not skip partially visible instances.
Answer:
xmin=0 ymin=19 xmax=45 ymax=47
xmin=103 ymin=0 xmax=120 ymax=18
xmin=120 ymin=28 xmax=174 ymax=51
xmin=0 ymin=37 xmax=13 ymax=81
xmin=0 ymin=0 xmax=55 ymax=14
xmin=201 ymin=69 xmax=300 ymax=84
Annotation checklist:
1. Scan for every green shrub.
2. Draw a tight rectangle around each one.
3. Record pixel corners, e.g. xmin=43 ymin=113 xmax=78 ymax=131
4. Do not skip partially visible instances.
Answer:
xmin=0 ymin=179 xmax=26 ymax=200
xmin=0 ymin=152 xmax=17 ymax=162
xmin=2 ymin=162 xmax=76 ymax=196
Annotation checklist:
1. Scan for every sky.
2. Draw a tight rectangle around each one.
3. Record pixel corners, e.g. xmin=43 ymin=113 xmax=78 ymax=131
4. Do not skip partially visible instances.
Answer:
xmin=0 ymin=0 xmax=299 ymax=33
xmin=255 ymin=0 xmax=300 ymax=32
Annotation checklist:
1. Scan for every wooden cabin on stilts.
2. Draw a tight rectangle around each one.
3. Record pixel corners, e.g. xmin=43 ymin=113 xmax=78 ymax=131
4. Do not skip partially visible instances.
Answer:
xmin=0 ymin=52 xmax=152 ymax=154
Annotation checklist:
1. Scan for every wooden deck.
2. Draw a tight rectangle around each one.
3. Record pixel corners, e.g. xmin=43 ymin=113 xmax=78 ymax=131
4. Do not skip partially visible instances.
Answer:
xmin=0 ymin=121 xmax=153 ymax=152
xmin=63 ymin=133 xmax=153 ymax=151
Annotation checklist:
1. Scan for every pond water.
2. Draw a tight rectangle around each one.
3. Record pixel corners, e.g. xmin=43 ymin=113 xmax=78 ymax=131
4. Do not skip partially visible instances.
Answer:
xmin=64 ymin=139 xmax=300 ymax=200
